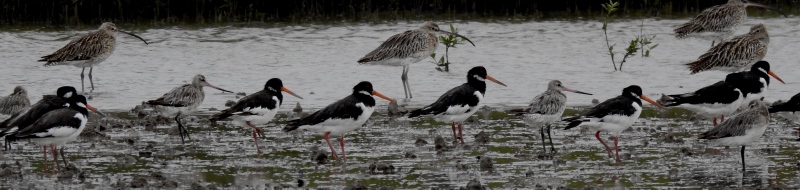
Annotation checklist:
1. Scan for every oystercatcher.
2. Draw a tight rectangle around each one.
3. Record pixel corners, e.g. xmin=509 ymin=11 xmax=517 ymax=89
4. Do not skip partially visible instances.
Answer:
xmin=210 ymin=78 xmax=303 ymax=154
xmin=407 ymin=66 xmax=507 ymax=143
xmin=282 ymin=81 xmax=394 ymax=161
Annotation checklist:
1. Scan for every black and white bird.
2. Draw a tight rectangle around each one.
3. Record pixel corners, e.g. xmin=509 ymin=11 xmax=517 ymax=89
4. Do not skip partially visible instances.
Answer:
xmin=210 ymin=78 xmax=303 ymax=154
xmin=563 ymin=85 xmax=663 ymax=163
xmin=282 ymin=81 xmax=394 ymax=161
xmin=699 ymin=100 xmax=770 ymax=172
xmin=661 ymin=61 xmax=783 ymax=126
xmin=407 ymin=66 xmax=507 ymax=143
xmin=515 ymin=80 xmax=592 ymax=154
xmin=1 ymin=86 xmax=78 ymax=150
xmin=11 ymin=94 xmax=102 ymax=172
xmin=769 ymin=92 xmax=800 ymax=141
xmin=146 ymin=74 xmax=232 ymax=144
xmin=0 ymin=86 xmax=30 ymax=116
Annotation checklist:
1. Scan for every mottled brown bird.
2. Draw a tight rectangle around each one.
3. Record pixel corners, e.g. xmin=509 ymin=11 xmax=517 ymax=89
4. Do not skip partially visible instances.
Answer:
xmin=686 ymin=24 xmax=769 ymax=74
xmin=675 ymin=0 xmax=785 ymax=44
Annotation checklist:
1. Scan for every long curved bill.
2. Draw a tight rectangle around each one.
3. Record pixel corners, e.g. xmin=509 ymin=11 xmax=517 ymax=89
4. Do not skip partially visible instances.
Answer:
xmin=372 ymin=90 xmax=395 ymax=102
xmin=563 ymin=87 xmax=593 ymax=95
xmin=746 ymin=2 xmax=788 ymax=18
xmin=767 ymin=71 xmax=785 ymax=84
xmin=206 ymin=84 xmax=233 ymax=93
xmin=440 ymin=31 xmax=476 ymax=46
xmin=85 ymin=103 xmax=105 ymax=116
xmin=640 ymin=95 xmax=664 ymax=108
xmin=485 ymin=75 xmax=507 ymax=87
xmin=120 ymin=30 xmax=149 ymax=45
xmin=281 ymin=86 xmax=303 ymax=99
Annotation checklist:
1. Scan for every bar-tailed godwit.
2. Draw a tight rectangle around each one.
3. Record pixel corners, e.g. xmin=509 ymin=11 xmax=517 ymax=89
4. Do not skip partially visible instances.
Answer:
xmin=517 ymin=80 xmax=592 ymax=153
xmin=358 ymin=21 xmax=475 ymax=99
xmin=699 ymin=100 xmax=769 ymax=172
xmin=146 ymin=74 xmax=232 ymax=144
xmin=39 ymin=22 xmax=148 ymax=92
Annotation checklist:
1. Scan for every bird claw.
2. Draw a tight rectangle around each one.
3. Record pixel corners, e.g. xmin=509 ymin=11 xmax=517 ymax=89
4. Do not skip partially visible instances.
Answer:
xmin=255 ymin=128 xmax=265 ymax=137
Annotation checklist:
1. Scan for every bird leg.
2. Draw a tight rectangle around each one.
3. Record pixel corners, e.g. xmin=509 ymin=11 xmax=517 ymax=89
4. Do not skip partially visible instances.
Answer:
xmin=174 ymin=113 xmax=190 ymax=144
xmin=245 ymin=121 xmax=263 ymax=154
xmin=740 ymin=146 xmax=746 ymax=172
xmin=713 ymin=118 xmax=718 ymax=126
xmin=614 ymin=137 xmax=621 ymax=164
xmin=458 ymin=123 xmax=464 ymax=144
xmin=42 ymin=145 xmax=49 ymax=173
xmin=594 ymin=131 xmax=613 ymax=158
xmin=60 ymin=147 xmax=68 ymax=167
xmin=539 ymin=125 xmax=547 ymax=153
xmin=339 ymin=135 xmax=346 ymax=161
xmin=88 ymin=67 xmax=95 ymax=92
xmin=51 ymin=145 xmax=59 ymax=171
xmin=323 ymin=132 xmax=338 ymax=160
xmin=402 ymin=65 xmax=412 ymax=99
xmin=721 ymin=115 xmax=725 ymax=122
xmin=80 ymin=67 xmax=86 ymax=92
xmin=450 ymin=122 xmax=457 ymax=141
xmin=547 ymin=124 xmax=556 ymax=153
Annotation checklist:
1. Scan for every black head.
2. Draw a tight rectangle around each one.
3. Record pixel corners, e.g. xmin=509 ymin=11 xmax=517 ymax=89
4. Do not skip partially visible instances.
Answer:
xmin=68 ymin=94 xmax=103 ymax=116
xmin=57 ymin=86 xmax=78 ymax=99
xmin=352 ymin=81 xmax=394 ymax=102
xmin=622 ymin=85 xmax=643 ymax=98
xmin=466 ymin=66 xmax=507 ymax=87
xmin=264 ymin=78 xmax=284 ymax=93
xmin=750 ymin=60 xmax=785 ymax=84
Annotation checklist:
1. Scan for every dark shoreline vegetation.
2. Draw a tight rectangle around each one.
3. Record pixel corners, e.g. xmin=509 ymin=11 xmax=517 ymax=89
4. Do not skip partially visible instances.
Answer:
xmin=1 ymin=0 xmax=796 ymax=30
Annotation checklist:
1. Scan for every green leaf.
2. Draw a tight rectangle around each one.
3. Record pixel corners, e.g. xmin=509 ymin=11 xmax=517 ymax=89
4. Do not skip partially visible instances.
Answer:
xmin=650 ymin=44 xmax=659 ymax=49
xmin=430 ymin=53 xmax=436 ymax=59
xmin=602 ymin=23 xmax=607 ymax=30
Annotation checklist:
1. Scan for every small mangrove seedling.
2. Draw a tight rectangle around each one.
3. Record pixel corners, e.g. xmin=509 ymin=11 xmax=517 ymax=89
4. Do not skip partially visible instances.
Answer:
xmin=431 ymin=24 xmax=467 ymax=72
xmin=600 ymin=0 xmax=658 ymax=71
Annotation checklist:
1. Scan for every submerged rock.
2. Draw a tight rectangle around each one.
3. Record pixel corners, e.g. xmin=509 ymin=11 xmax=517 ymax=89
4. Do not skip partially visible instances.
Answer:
xmin=474 ymin=131 xmax=490 ymax=144
xmin=343 ymin=180 xmax=367 ymax=190
xmin=477 ymin=156 xmax=493 ymax=171
xmin=464 ymin=179 xmax=486 ymax=190
xmin=414 ymin=138 xmax=428 ymax=146
xmin=130 ymin=176 xmax=149 ymax=188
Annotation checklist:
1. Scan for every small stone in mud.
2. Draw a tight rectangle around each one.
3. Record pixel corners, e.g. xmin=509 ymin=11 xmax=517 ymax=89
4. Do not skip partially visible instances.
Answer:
xmin=680 ymin=148 xmax=692 ymax=156
xmin=139 ymin=151 xmax=153 ymax=158
xmin=236 ymin=92 xmax=246 ymax=96
xmin=343 ymin=180 xmax=367 ymax=190
xmin=474 ymin=131 xmax=490 ymax=144
xmin=130 ymin=176 xmax=149 ymax=188
xmin=455 ymin=160 xmax=469 ymax=171
xmin=293 ymin=102 xmax=303 ymax=113
xmin=592 ymin=99 xmax=600 ymax=105
xmin=434 ymin=136 xmax=448 ymax=151
xmin=404 ymin=151 xmax=417 ymax=159
xmin=225 ymin=100 xmax=236 ymax=107
xmin=525 ymin=170 xmax=535 ymax=177
xmin=377 ymin=163 xmax=395 ymax=174
xmin=190 ymin=182 xmax=207 ymax=190
xmin=414 ymin=138 xmax=428 ymax=146
xmin=208 ymin=107 xmax=218 ymax=111
xmin=477 ymin=156 xmax=493 ymax=171
xmin=157 ymin=180 xmax=179 ymax=188
xmin=465 ymin=179 xmax=486 ymax=190
xmin=126 ymin=138 xmax=135 ymax=146
xmin=309 ymin=150 xmax=328 ymax=164
xmin=144 ymin=123 xmax=156 ymax=131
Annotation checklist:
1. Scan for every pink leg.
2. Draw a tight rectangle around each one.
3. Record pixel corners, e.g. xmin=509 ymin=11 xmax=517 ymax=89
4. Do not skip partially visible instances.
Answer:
xmin=339 ymin=135 xmax=346 ymax=161
xmin=721 ymin=115 xmax=725 ymax=122
xmin=246 ymin=121 xmax=263 ymax=154
xmin=51 ymin=145 xmax=59 ymax=171
xmin=458 ymin=124 xmax=464 ymax=144
xmin=713 ymin=118 xmax=718 ymax=126
xmin=323 ymin=132 xmax=338 ymax=160
xmin=594 ymin=131 xmax=613 ymax=158
xmin=42 ymin=146 xmax=48 ymax=173
xmin=451 ymin=122 xmax=457 ymax=140
xmin=614 ymin=137 xmax=620 ymax=164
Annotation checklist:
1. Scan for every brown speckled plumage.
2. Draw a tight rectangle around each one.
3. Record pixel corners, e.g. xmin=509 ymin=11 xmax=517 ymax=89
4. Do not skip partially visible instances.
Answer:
xmin=686 ymin=24 xmax=768 ymax=74
xmin=675 ymin=0 xmax=748 ymax=40
xmin=0 ymin=86 xmax=30 ymax=115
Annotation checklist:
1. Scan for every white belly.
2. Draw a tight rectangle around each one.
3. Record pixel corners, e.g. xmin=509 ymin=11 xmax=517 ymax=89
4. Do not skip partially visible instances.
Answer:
xmin=299 ymin=103 xmax=374 ymax=136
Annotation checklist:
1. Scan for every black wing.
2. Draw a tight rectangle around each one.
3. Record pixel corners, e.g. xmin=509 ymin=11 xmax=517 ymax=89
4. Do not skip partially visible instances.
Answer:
xmin=770 ymin=92 xmax=800 ymax=113
xmin=0 ymin=95 xmax=67 ymax=135
xmin=725 ymin=72 xmax=765 ymax=96
xmin=665 ymin=81 xmax=740 ymax=106
xmin=564 ymin=96 xmax=636 ymax=121
xmin=408 ymin=84 xmax=478 ymax=117
xmin=15 ymin=108 xmax=83 ymax=139
xmin=210 ymin=90 xmax=278 ymax=121
xmin=283 ymin=95 xmax=363 ymax=132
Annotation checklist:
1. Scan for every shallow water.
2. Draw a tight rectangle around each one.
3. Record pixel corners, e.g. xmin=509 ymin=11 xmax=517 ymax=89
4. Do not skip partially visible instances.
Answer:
xmin=1 ymin=18 xmax=800 ymax=111
xmin=1 ymin=19 xmax=800 ymax=189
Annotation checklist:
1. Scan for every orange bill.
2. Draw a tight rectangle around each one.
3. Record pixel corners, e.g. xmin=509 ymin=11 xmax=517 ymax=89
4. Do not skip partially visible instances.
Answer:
xmin=640 ymin=95 xmax=664 ymax=108
xmin=372 ymin=90 xmax=395 ymax=102
xmin=768 ymin=71 xmax=785 ymax=84
xmin=85 ymin=103 xmax=105 ymax=116
xmin=281 ymin=86 xmax=303 ymax=99
xmin=486 ymin=75 xmax=507 ymax=87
